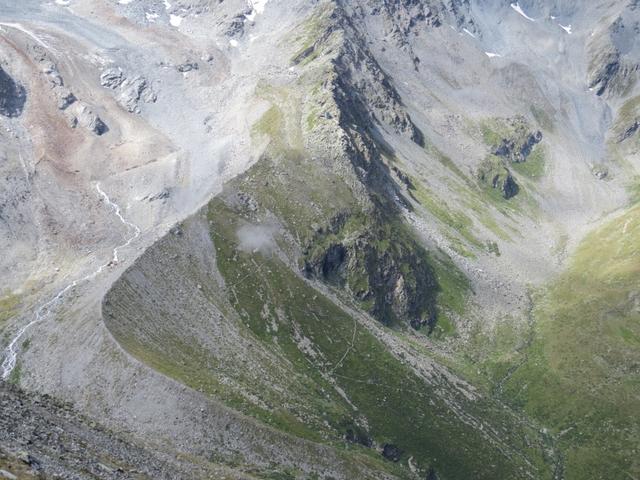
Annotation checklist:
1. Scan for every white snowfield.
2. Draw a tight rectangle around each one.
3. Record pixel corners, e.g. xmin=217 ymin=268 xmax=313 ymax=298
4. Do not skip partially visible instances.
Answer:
xmin=0 ymin=183 xmax=140 ymax=380
xmin=169 ymin=14 xmax=182 ymax=27
xmin=559 ymin=24 xmax=573 ymax=34
xmin=510 ymin=2 xmax=535 ymax=22
xmin=248 ymin=0 xmax=269 ymax=15
xmin=485 ymin=51 xmax=502 ymax=58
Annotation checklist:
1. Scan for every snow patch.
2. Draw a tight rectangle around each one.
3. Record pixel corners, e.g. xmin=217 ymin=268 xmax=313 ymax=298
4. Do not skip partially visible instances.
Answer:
xmin=485 ymin=51 xmax=502 ymax=58
xmin=510 ymin=2 xmax=535 ymax=22
xmin=229 ymin=39 xmax=239 ymax=47
xmin=559 ymin=23 xmax=572 ymax=34
xmin=248 ymin=0 xmax=269 ymax=15
xmin=163 ymin=0 xmax=171 ymax=10
xmin=463 ymin=28 xmax=476 ymax=38
xmin=169 ymin=14 xmax=182 ymax=27
xmin=118 ymin=0 xmax=136 ymax=4
xmin=146 ymin=12 xmax=158 ymax=22
xmin=55 ymin=0 xmax=71 ymax=5
xmin=245 ymin=0 xmax=269 ymax=21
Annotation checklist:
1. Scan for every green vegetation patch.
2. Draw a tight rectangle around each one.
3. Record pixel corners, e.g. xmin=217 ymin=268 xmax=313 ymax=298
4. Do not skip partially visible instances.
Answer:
xmin=206 ymin=196 xmax=546 ymax=480
xmin=501 ymin=204 xmax=640 ymax=480
xmin=511 ymin=145 xmax=546 ymax=179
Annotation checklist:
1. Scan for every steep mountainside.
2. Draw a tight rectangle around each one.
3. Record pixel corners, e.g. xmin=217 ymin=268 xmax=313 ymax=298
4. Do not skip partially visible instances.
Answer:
xmin=1 ymin=0 xmax=639 ymax=479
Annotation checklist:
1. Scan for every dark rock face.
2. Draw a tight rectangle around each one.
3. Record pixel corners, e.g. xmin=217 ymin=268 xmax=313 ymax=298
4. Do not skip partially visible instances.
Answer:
xmin=587 ymin=5 xmax=640 ymax=98
xmin=321 ymin=243 xmax=347 ymax=278
xmin=493 ymin=129 xmax=542 ymax=163
xmin=0 ymin=67 xmax=26 ymax=118
xmin=332 ymin=5 xmax=425 ymax=147
xmin=501 ymin=173 xmax=519 ymax=198
xmin=589 ymin=55 xmax=623 ymax=96
xmin=381 ymin=443 xmax=402 ymax=462
xmin=304 ymin=219 xmax=438 ymax=329
xmin=478 ymin=159 xmax=519 ymax=199
xmin=619 ymin=119 xmax=639 ymax=142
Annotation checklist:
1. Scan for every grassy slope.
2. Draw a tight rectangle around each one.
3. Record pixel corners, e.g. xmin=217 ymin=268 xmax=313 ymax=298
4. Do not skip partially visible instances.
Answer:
xmin=207 ymin=197 xmax=542 ymax=479
xmin=501 ymin=204 xmax=640 ymax=480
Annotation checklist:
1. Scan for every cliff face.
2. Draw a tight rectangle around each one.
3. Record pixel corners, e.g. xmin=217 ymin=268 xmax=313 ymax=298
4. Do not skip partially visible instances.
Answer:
xmin=587 ymin=3 xmax=640 ymax=98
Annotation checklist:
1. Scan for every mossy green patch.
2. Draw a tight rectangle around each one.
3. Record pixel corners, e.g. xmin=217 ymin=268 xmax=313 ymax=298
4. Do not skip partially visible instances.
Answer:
xmin=512 ymin=145 xmax=546 ymax=179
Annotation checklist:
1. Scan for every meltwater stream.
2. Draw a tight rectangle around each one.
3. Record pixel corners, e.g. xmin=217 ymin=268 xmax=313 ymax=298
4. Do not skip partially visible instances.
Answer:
xmin=1 ymin=183 xmax=141 ymax=380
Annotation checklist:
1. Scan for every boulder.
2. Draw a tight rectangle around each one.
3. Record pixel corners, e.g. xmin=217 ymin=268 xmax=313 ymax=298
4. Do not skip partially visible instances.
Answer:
xmin=117 ymin=76 xmax=157 ymax=114
xmin=100 ymin=67 xmax=125 ymax=89
xmin=381 ymin=443 xmax=402 ymax=462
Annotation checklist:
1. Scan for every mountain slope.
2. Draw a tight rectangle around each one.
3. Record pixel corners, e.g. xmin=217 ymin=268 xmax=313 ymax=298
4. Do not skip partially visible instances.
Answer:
xmin=1 ymin=0 xmax=639 ymax=479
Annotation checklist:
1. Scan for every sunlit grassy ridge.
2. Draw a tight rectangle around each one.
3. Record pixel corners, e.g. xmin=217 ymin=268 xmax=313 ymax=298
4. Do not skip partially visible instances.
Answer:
xmin=502 ymin=204 xmax=640 ymax=480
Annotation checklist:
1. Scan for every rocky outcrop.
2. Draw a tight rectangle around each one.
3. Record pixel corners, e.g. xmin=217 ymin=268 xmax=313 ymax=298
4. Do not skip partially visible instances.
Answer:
xmin=31 ymin=52 xmax=108 ymax=135
xmin=619 ymin=118 xmax=639 ymax=142
xmin=489 ymin=117 xmax=542 ymax=164
xmin=176 ymin=61 xmax=199 ymax=73
xmin=478 ymin=157 xmax=519 ymax=199
xmin=303 ymin=208 xmax=438 ymax=329
xmin=69 ymin=102 xmax=108 ymax=135
xmin=331 ymin=4 xmax=426 ymax=146
xmin=381 ymin=443 xmax=402 ymax=462
xmin=587 ymin=6 xmax=640 ymax=98
xmin=0 ymin=66 xmax=26 ymax=118
xmin=291 ymin=3 xmax=439 ymax=329
xmin=118 ymin=76 xmax=157 ymax=113
xmin=99 ymin=67 xmax=125 ymax=89
xmin=55 ymin=87 xmax=76 ymax=110
xmin=100 ymin=67 xmax=157 ymax=114
xmin=494 ymin=129 xmax=542 ymax=163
